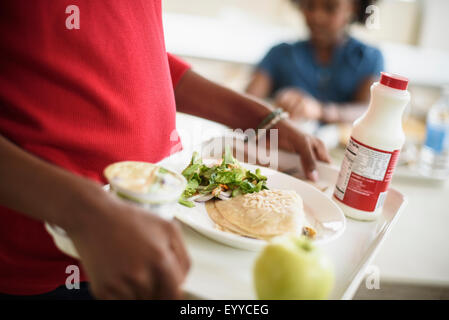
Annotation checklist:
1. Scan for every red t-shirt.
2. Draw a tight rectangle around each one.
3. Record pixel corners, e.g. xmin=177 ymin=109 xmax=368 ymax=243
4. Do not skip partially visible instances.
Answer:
xmin=0 ymin=0 xmax=190 ymax=295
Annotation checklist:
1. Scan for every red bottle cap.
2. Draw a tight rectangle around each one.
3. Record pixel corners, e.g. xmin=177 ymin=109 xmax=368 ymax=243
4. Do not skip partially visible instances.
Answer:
xmin=380 ymin=72 xmax=409 ymax=90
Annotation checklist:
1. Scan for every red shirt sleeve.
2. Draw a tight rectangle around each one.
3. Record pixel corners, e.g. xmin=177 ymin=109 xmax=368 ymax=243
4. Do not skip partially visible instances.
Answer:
xmin=167 ymin=53 xmax=191 ymax=88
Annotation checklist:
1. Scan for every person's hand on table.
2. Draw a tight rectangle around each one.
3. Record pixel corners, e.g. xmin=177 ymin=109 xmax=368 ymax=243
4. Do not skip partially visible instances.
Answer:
xmin=65 ymin=192 xmax=190 ymax=300
xmin=275 ymin=88 xmax=323 ymax=121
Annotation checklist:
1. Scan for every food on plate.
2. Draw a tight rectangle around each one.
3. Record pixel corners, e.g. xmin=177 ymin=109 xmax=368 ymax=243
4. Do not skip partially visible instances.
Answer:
xmin=254 ymin=235 xmax=334 ymax=300
xmin=302 ymin=226 xmax=317 ymax=238
xmin=205 ymin=189 xmax=310 ymax=240
xmin=180 ymin=148 xmax=317 ymax=240
xmin=103 ymin=161 xmax=186 ymax=206
xmin=104 ymin=161 xmax=160 ymax=194
xmin=179 ymin=147 xmax=268 ymax=207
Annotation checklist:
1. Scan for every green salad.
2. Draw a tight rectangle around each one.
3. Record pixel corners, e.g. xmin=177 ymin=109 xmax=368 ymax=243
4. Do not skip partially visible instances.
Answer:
xmin=179 ymin=147 xmax=268 ymax=207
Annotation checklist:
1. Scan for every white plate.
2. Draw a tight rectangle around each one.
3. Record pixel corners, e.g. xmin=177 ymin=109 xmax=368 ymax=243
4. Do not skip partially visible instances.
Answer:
xmin=172 ymin=161 xmax=346 ymax=251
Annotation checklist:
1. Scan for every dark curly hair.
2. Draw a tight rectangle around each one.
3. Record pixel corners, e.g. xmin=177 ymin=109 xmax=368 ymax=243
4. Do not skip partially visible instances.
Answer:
xmin=291 ymin=0 xmax=378 ymax=24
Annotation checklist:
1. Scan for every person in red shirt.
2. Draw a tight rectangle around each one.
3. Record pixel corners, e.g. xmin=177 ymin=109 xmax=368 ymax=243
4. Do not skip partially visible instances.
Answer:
xmin=0 ymin=1 xmax=330 ymax=299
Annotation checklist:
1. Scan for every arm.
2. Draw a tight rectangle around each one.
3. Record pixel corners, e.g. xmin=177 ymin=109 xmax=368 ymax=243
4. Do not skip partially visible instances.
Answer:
xmin=0 ymin=134 xmax=189 ymax=299
xmin=246 ymin=44 xmax=381 ymax=124
xmin=245 ymin=70 xmax=273 ymax=99
xmin=174 ymin=69 xmax=331 ymax=181
xmin=245 ymin=44 xmax=280 ymax=100
xmin=321 ymin=77 xmax=374 ymax=123
xmin=274 ymin=77 xmax=376 ymax=124
xmin=0 ymin=135 xmax=103 ymax=230
xmin=245 ymin=68 xmax=368 ymax=123
xmin=175 ymin=69 xmax=272 ymax=131
xmin=273 ymin=46 xmax=383 ymax=123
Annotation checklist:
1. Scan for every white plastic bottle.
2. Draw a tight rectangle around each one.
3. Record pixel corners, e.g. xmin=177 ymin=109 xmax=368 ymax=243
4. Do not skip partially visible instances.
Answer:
xmin=333 ymin=73 xmax=410 ymax=221
xmin=419 ymin=85 xmax=449 ymax=179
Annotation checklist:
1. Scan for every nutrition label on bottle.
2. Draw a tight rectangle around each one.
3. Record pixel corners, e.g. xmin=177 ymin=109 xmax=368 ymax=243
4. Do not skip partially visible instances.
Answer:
xmin=334 ymin=137 xmax=400 ymax=212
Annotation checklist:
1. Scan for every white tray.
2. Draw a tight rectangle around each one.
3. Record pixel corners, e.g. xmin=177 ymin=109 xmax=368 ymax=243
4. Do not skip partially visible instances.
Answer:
xmin=44 ymin=146 xmax=407 ymax=300
xmin=165 ymin=157 xmax=408 ymax=300
xmin=45 ymin=153 xmax=406 ymax=300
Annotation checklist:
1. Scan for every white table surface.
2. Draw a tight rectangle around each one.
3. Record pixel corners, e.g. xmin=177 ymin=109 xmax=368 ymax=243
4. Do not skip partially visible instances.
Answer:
xmin=372 ymin=176 xmax=449 ymax=286
xmin=175 ymin=112 xmax=449 ymax=289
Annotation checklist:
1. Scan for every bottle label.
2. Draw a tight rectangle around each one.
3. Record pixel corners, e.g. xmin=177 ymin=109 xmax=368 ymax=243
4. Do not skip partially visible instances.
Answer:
xmin=334 ymin=137 xmax=400 ymax=212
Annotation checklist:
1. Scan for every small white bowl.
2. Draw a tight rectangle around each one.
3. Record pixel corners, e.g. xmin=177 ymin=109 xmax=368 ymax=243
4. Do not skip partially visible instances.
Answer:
xmin=45 ymin=164 xmax=186 ymax=259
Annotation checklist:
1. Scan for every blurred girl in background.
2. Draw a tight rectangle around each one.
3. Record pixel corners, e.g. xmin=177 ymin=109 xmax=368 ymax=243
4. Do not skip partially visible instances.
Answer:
xmin=246 ymin=0 xmax=383 ymax=123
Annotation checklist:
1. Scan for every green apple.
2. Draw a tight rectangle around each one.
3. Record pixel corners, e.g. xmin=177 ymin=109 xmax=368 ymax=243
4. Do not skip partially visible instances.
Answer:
xmin=253 ymin=235 xmax=334 ymax=300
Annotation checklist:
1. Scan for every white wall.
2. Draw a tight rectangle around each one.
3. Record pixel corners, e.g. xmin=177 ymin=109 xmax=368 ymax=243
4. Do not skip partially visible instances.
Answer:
xmin=163 ymin=0 xmax=449 ymax=86
xmin=164 ymin=0 xmax=422 ymax=45
xmin=350 ymin=0 xmax=422 ymax=46
xmin=419 ymin=0 xmax=449 ymax=52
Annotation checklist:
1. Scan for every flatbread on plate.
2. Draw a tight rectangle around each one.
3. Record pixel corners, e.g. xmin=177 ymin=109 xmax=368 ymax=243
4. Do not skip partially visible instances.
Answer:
xmin=206 ymin=189 xmax=305 ymax=240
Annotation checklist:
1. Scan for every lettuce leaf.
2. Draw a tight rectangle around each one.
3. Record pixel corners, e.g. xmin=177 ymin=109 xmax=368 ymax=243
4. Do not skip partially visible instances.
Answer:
xmin=179 ymin=148 xmax=268 ymax=207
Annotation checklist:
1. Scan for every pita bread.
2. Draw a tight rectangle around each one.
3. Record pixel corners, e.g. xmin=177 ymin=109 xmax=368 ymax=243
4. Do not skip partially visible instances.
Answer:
xmin=206 ymin=189 xmax=305 ymax=240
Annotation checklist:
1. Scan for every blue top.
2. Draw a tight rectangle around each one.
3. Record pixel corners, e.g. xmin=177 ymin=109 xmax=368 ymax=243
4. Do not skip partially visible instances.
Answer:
xmin=257 ymin=37 xmax=384 ymax=103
